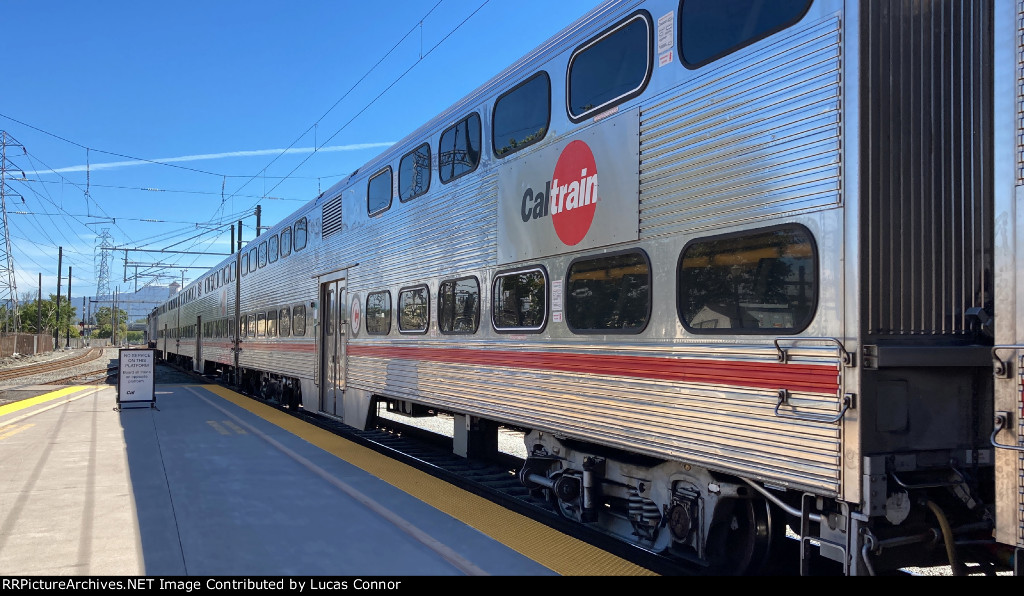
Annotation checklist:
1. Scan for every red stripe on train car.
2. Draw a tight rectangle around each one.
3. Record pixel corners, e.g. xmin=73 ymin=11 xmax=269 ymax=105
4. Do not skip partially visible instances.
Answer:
xmin=347 ymin=345 xmax=840 ymax=395
xmin=238 ymin=342 xmax=317 ymax=353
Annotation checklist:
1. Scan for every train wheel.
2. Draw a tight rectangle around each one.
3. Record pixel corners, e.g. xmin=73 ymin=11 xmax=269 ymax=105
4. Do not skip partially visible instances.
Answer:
xmin=704 ymin=498 xmax=779 ymax=575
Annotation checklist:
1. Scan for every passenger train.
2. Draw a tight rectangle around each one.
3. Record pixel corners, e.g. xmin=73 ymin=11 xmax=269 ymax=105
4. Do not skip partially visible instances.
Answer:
xmin=149 ymin=0 xmax=1024 ymax=576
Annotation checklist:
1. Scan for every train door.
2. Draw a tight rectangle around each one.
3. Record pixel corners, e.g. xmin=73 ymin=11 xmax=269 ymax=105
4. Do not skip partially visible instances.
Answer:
xmin=319 ymin=277 xmax=347 ymax=418
xmin=195 ymin=316 xmax=202 ymax=372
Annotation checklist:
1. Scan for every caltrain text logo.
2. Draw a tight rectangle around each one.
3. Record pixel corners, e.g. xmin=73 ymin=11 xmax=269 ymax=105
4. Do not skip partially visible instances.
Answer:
xmin=521 ymin=140 xmax=599 ymax=246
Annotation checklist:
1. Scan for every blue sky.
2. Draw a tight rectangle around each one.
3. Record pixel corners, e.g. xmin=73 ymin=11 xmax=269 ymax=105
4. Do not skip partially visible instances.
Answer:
xmin=1 ymin=0 xmax=602 ymax=314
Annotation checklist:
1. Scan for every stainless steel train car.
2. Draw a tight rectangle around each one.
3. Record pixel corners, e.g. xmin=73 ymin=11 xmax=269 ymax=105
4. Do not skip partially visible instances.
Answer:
xmin=150 ymin=0 xmax=1023 ymax=576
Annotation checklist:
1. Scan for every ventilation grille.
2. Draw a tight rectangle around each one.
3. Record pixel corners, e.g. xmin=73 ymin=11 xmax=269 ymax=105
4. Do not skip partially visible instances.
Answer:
xmin=861 ymin=0 xmax=993 ymax=339
xmin=322 ymin=195 xmax=343 ymax=238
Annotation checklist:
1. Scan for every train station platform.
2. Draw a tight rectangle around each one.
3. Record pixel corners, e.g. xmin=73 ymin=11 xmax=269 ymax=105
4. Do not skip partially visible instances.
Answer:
xmin=0 ymin=383 xmax=656 ymax=577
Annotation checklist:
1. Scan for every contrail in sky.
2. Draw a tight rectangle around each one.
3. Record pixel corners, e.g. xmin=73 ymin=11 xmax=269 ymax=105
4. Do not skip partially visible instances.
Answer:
xmin=40 ymin=142 xmax=395 ymax=173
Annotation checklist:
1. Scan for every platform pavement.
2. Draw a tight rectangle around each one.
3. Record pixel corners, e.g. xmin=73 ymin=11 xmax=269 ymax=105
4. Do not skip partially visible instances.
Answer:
xmin=0 ymin=383 xmax=654 ymax=577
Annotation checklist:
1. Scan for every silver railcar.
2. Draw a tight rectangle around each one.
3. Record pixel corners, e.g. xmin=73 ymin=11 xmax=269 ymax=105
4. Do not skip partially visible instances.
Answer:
xmin=151 ymin=0 xmax=1022 ymax=575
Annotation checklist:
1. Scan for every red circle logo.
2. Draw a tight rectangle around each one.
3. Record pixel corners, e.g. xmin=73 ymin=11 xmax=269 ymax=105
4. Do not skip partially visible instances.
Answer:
xmin=550 ymin=140 xmax=598 ymax=246
xmin=350 ymin=298 xmax=361 ymax=335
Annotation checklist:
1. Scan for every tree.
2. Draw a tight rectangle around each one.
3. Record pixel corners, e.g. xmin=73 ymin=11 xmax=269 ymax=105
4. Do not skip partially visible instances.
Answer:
xmin=93 ymin=306 xmax=128 ymax=340
xmin=18 ymin=294 xmax=76 ymax=337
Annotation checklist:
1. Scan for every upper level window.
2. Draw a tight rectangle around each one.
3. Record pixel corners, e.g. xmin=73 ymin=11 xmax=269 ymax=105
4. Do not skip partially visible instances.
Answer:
xmin=397 ymin=285 xmax=429 ymax=333
xmin=268 ymin=234 xmax=279 ymax=264
xmin=438 ymin=276 xmax=480 ymax=334
xmin=677 ymin=225 xmax=817 ymax=334
xmin=680 ymin=0 xmax=811 ymax=68
xmin=368 ymin=167 xmax=393 ymax=216
xmin=258 ymin=241 xmax=268 ymax=269
xmin=294 ymin=218 xmax=308 ymax=251
xmin=493 ymin=72 xmax=550 ymax=158
xmin=399 ymin=143 xmax=431 ymax=202
xmin=493 ymin=267 xmax=547 ymax=332
xmin=280 ymin=227 xmax=292 ymax=258
xmin=568 ymin=12 xmax=651 ymax=122
xmin=439 ymin=113 xmax=481 ymax=184
xmin=365 ymin=291 xmax=392 ymax=335
xmin=241 ymin=252 xmax=250 ymax=276
xmin=566 ymin=250 xmax=651 ymax=333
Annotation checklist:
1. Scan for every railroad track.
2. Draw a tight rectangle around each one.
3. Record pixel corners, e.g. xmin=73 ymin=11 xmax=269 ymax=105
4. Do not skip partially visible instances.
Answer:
xmin=0 ymin=347 xmax=107 ymax=383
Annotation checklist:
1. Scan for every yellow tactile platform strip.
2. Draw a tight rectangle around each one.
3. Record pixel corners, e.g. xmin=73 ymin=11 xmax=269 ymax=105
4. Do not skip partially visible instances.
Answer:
xmin=0 ymin=386 xmax=89 ymax=417
xmin=201 ymin=384 xmax=657 ymax=576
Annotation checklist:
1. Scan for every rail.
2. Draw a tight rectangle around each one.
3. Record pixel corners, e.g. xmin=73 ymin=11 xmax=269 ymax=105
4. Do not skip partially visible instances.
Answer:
xmin=0 ymin=347 xmax=106 ymax=383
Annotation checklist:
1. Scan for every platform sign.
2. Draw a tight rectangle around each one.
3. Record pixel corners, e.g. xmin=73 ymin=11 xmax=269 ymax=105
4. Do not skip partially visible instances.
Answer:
xmin=117 ymin=348 xmax=156 ymax=408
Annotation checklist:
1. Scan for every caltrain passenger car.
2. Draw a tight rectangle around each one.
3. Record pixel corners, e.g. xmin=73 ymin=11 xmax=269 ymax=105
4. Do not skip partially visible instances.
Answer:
xmin=150 ymin=0 xmax=1023 ymax=575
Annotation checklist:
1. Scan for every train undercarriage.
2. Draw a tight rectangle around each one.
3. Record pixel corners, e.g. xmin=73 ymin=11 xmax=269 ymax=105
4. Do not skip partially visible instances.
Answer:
xmin=517 ymin=431 xmax=1012 ymax=576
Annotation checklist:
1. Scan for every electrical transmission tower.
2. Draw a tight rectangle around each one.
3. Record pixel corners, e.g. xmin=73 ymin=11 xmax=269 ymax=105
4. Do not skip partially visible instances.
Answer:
xmin=0 ymin=131 xmax=23 ymax=333
xmin=95 ymin=228 xmax=114 ymax=301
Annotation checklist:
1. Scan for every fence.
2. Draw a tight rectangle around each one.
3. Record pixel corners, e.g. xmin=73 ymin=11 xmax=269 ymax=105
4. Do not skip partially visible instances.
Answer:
xmin=0 ymin=333 xmax=56 ymax=358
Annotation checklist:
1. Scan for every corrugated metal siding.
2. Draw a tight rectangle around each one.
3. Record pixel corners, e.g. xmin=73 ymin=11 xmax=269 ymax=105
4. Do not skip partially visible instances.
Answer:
xmin=638 ymin=16 xmax=842 ymax=237
xmin=861 ymin=0 xmax=994 ymax=338
xmin=341 ymin=174 xmax=499 ymax=289
xmin=346 ymin=340 xmax=843 ymax=493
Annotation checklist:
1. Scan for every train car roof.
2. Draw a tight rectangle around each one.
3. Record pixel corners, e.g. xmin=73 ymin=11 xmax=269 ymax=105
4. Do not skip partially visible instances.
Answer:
xmin=316 ymin=0 xmax=623 ymax=202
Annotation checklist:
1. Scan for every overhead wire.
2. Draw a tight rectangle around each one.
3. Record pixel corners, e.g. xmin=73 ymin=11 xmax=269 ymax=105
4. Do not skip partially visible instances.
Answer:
xmin=254 ymin=0 xmax=491 ymax=205
xmin=219 ymin=0 xmax=447 ymax=216
xmin=3 ymin=0 xmax=491 ymax=292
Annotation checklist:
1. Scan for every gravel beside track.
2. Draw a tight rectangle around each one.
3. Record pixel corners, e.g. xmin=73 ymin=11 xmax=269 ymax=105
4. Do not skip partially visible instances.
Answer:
xmin=0 ymin=346 xmax=200 ymax=406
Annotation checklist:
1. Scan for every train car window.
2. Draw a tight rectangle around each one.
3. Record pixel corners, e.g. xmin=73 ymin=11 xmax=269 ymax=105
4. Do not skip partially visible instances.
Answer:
xmin=493 ymin=72 xmax=550 ymax=158
xmin=267 ymin=309 xmax=278 ymax=337
xmin=279 ymin=307 xmax=291 ymax=337
xmin=568 ymin=11 xmax=652 ymax=123
xmin=324 ymin=289 xmax=335 ymax=336
xmin=241 ymin=254 xmax=248 ymax=277
xmin=268 ymin=234 xmax=279 ymax=264
xmin=397 ymin=285 xmax=429 ymax=333
xmin=438 ymin=276 xmax=480 ymax=334
xmin=249 ymin=249 xmax=258 ymax=273
xmin=367 ymin=167 xmax=393 ymax=216
xmin=492 ymin=267 xmax=547 ymax=332
xmin=439 ymin=113 xmax=481 ymax=184
xmin=257 ymin=313 xmax=267 ymax=337
xmin=294 ymin=218 xmax=308 ymax=251
xmin=679 ymin=0 xmax=811 ymax=69
xmin=677 ymin=225 xmax=817 ymax=334
xmin=280 ymin=227 xmax=292 ymax=258
xmin=248 ymin=314 xmax=257 ymax=337
xmin=399 ymin=143 xmax=431 ymax=202
xmin=293 ymin=305 xmax=307 ymax=337
xmin=566 ymin=250 xmax=651 ymax=333
xmin=365 ymin=291 xmax=392 ymax=335
xmin=258 ymin=241 xmax=267 ymax=269
xmin=239 ymin=315 xmax=247 ymax=338
xmin=228 ymin=317 xmax=234 ymax=338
